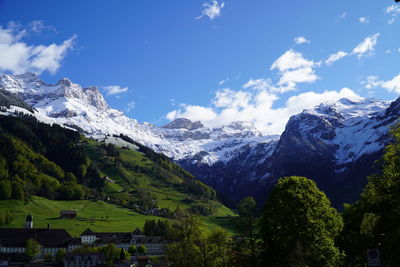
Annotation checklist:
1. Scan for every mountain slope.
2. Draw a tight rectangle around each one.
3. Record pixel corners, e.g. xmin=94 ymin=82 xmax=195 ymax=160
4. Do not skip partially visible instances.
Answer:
xmin=0 ymin=114 xmax=233 ymax=217
xmin=1 ymin=73 xmax=400 ymax=207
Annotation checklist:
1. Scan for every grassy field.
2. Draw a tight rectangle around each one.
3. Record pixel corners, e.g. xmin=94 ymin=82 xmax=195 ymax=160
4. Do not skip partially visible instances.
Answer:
xmin=0 ymin=196 xmax=238 ymax=236
xmin=83 ymin=140 xmax=236 ymax=217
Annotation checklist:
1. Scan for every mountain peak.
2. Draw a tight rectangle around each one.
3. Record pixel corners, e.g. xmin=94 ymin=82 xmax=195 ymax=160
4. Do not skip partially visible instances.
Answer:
xmin=57 ymin=78 xmax=73 ymax=87
xmin=163 ymin=118 xmax=204 ymax=130
xmin=16 ymin=72 xmax=40 ymax=81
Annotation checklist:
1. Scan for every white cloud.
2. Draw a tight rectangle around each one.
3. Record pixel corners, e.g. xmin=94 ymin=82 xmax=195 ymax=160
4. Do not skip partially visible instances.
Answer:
xmin=278 ymin=67 xmax=317 ymax=86
xmin=124 ymin=101 xmax=135 ymax=113
xmin=197 ymin=0 xmax=225 ymax=20
xmin=165 ymin=86 xmax=360 ymax=135
xmin=0 ymin=23 xmax=75 ymax=74
xmin=29 ymin=20 xmax=57 ymax=34
xmin=218 ymin=77 xmax=229 ymax=86
xmin=213 ymin=88 xmax=251 ymax=109
xmin=359 ymin=17 xmax=370 ymax=24
xmin=385 ymin=4 xmax=400 ymax=24
xmin=362 ymin=76 xmax=382 ymax=89
xmin=294 ymin=36 xmax=310 ymax=45
xmin=243 ymin=78 xmax=272 ymax=91
xmin=362 ymin=74 xmax=400 ymax=94
xmin=381 ymin=75 xmax=400 ymax=93
xmin=166 ymin=104 xmax=217 ymax=122
xmin=340 ymin=12 xmax=347 ymax=19
xmin=325 ymin=51 xmax=347 ymax=65
xmin=270 ymin=49 xmax=318 ymax=91
xmin=352 ymin=33 xmax=380 ymax=58
xmin=270 ymin=49 xmax=314 ymax=72
xmin=103 ymin=85 xmax=129 ymax=95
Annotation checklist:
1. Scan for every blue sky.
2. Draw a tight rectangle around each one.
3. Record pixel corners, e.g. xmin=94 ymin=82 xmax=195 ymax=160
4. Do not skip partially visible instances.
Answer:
xmin=0 ymin=0 xmax=400 ymax=134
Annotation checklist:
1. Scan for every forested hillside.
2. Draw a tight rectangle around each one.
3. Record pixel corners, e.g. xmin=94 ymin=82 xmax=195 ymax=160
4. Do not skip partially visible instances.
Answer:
xmin=0 ymin=114 xmax=233 ymax=218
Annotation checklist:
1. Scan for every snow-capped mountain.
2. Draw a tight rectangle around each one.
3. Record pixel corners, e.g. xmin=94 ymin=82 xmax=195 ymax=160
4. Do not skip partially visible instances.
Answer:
xmin=1 ymin=73 xmax=399 ymax=206
xmin=0 ymin=73 xmax=274 ymax=165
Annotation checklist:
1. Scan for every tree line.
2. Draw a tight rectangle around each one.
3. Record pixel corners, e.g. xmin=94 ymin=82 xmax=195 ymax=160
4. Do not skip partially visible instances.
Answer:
xmin=166 ymin=124 xmax=400 ymax=266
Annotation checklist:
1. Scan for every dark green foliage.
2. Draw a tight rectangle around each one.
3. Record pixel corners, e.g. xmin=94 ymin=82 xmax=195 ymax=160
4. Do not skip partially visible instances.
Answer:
xmin=128 ymin=245 xmax=137 ymax=255
xmin=119 ymin=248 xmax=130 ymax=261
xmin=261 ymin=176 xmax=344 ymax=267
xmin=188 ymin=202 xmax=216 ymax=216
xmin=340 ymin=125 xmax=400 ymax=266
xmin=137 ymin=245 xmax=146 ymax=255
xmin=85 ymin=163 xmax=105 ymax=190
xmin=26 ymin=238 xmax=40 ymax=259
xmin=183 ymin=179 xmax=216 ymax=200
xmin=166 ymin=216 xmax=232 ymax=267
xmin=58 ymin=182 xmax=86 ymax=200
xmin=237 ymin=196 xmax=257 ymax=217
xmin=143 ymin=219 xmax=172 ymax=238
xmin=116 ymin=134 xmax=217 ymax=201
xmin=0 ymin=115 xmax=91 ymax=200
xmin=55 ymin=249 xmax=66 ymax=262
xmin=236 ymin=197 xmax=259 ymax=267
xmin=100 ymin=243 xmax=121 ymax=264
xmin=44 ymin=253 xmax=54 ymax=262
xmin=0 ymin=179 xmax=12 ymax=200
xmin=0 ymin=115 xmax=224 ymax=216
xmin=0 ymin=210 xmax=13 ymax=226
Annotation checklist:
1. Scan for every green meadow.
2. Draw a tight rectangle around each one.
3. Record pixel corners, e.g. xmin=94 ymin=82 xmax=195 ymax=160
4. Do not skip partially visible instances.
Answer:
xmin=0 ymin=196 xmax=237 ymax=236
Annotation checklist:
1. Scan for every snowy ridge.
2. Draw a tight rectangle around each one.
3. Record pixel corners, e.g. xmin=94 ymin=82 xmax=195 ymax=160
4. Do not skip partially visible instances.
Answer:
xmin=0 ymin=73 xmax=276 ymax=165
xmin=300 ymin=98 xmax=391 ymax=166
xmin=0 ymin=73 xmax=396 ymax=169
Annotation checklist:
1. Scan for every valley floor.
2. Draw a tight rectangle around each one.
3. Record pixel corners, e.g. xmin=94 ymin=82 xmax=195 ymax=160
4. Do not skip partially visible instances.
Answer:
xmin=0 ymin=196 xmax=237 ymax=236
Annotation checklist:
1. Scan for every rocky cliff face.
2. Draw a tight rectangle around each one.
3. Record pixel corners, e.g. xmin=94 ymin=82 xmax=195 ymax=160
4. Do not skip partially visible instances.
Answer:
xmin=1 ymin=73 xmax=398 ymax=207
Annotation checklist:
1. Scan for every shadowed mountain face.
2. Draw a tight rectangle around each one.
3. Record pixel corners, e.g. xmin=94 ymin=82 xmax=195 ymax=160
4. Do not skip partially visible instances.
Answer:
xmin=1 ymin=73 xmax=399 ymax=207
xmin=163 ymin=118 xmax=204 ymax=131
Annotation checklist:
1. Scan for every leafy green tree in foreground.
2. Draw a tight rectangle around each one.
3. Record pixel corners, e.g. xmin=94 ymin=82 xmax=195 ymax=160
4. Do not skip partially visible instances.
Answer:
xmin=341 ymin=125 xmax=400 ymax=266
xmin=261 ymin=176 xmax=344 ymax=267
xmin=166 ymin=216 xmax=232 ymax=267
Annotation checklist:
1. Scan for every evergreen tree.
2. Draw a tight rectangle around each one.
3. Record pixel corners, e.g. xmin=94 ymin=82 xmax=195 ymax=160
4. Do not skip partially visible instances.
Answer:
xmin=0 ymin=180 xmax=12 ymax=200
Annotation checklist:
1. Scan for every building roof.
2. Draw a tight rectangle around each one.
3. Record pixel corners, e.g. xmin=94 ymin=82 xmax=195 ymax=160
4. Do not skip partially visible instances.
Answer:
xmin=64 ymin=252 xmax=106 ymax=261
xmin=136 ymin=237 xmax=168 ymax=243
xmin=81 ymin=228 xmax=95 ymax=236
xmin=94 ymin=232 xmax=133 ymax=244
xmin=0 ymin=228 xmax=72 ymax=247
xmin=60 ymin=210 xmax=77 ymax=215
xmin=68 ymin=238 xmax=82 ymax=246
xmin=132 ymin=228 xmax=144 ymax=236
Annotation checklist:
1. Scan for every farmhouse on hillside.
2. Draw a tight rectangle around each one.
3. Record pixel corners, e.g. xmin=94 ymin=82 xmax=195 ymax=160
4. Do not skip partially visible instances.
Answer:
xmin=60 ymin=210 xmax=78 ymax=219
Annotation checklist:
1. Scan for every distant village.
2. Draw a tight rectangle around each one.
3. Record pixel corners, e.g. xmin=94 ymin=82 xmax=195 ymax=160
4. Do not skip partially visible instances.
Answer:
xmin=0 ymin=214 xmax=169 ymax=267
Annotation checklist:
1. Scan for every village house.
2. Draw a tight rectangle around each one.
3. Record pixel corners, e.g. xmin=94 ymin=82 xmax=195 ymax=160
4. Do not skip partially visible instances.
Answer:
xmin=79 ymin=228 xmax=168 ymax=255
xmin=0 ymin=216 xmax=169 ymax=260
xmin=0 ymin=218 xmax=72 ymax=257
xmin=63 ymin=252 xmax=106 ymax=267
xmin=60 ymin=210 xmax=78 ymax=219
